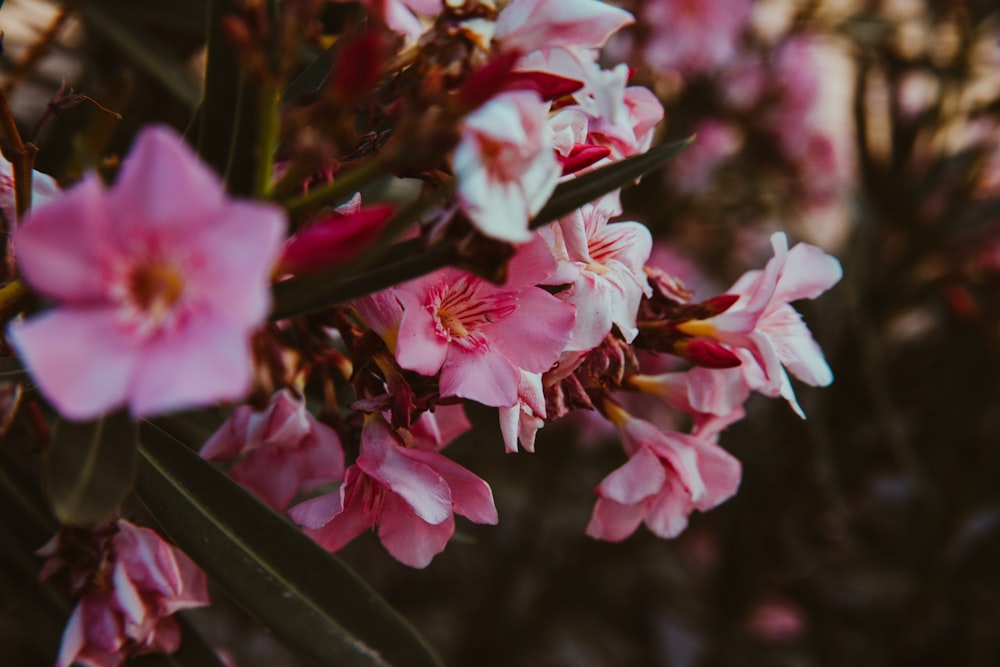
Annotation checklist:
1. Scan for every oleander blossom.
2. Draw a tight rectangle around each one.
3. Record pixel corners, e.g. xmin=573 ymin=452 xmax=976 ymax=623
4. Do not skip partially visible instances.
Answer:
xmin=393 ymin=237 xmax=575 ymax=407
xmin=289 ymin=414 xmax=498 ymax=568
xmin=586 ymin=409 xmax=742 ymax=541
xmin=452 ymin=89 xmax=560 ymax=243
xmin=200 ymin=389 xmax=346 ymax=511
xmin=38 ymin=519 xmax=209 ymax=667
xmin=7 ymin=126 xmax=286 ymax=420
xmin=676 ymin=232 xmax=843 ymax=416
xmin=642 ymin=0 xmax=753 ymax=76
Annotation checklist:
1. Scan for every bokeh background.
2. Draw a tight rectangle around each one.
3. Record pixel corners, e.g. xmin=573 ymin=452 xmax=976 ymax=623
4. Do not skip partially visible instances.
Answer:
xmin=4 ymin=0 xmax=1000 ymax=665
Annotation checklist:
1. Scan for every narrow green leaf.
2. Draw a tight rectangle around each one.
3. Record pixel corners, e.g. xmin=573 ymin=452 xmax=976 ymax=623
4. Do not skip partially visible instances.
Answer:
xmin=135 ymin=422 xmax=445 ymax=667
xmin=531 ymin=136 xmax=694 ymax=229
xmin=282 ymin=44 xmax=336 ymax=106
xmin=198 ymin=0 xmax=258 ymax=194
xmin=47 ymin=411 xmax=137 ymax=526
xmin=270 ymin=140 xmax=692 ymax=319
xmin=81 ymin=4 xmax=201 ymax=109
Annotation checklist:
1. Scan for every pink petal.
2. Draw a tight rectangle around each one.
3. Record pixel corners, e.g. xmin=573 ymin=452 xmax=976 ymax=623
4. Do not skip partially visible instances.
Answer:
xmin=231 ymin=449 xmax=301 ymax=510
xmin=378 ymin=494 xmax=455 ymax=568
xmin=186 ymin=200 xmax=286 ymax=327
xmin=128 ymin=317 xmax=253 ymax=417
xmin=596 ymin=446 xmax=666 ymax=504
xmin=288 ymin=487 xmax=346 ymax=530
xmin=14 ymin=174 xmax=114 ymax=302
xmin=773 ymin=241 xmax=843 ymax=304
xmin=108 ymin=126 xmax=225 ymax=233
xmin=585 ymin=497 xmax=647 ymax=542
xmin=644 ymin=475 xmax=694 ymax=539
xmin=495 ymin=0 xmax=634 ymax=53
xmin=764 ymin=305 xmax=834 ymax=386
xmin=356 ymin=417 xmax=452 ymax=524
xmin=399 ymin=447 xmax=499 ymax=524
xmin=490 ymin=287 xmax=575 ymax=373
xmin=395 ymin=288 xmax=450 ymax=376
xmin=439 ymin=346 xmax=520 ymax=407
xmin=8 ymin=307 xmax=140 ymax=420
xmin=691 ymin=440 xmax=742 ymax=512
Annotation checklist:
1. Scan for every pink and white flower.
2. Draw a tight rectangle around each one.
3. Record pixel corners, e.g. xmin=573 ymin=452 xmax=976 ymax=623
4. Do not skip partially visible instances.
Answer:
xmin=452 ymin=90 xmax=560 ymax=242
xmin=393 ymin=238 xmax=575 ymax=407
xmin=8 ymin=126 xmax=286 ymax=420
xmin=494 ymin=0 xmax=634 ymax=55
xmin=200 ymin=389 xmax=345 ymax=511
xmin=289 ymin=414 xmax=497 ymax=568
xmin=676 ymin=232 xmax=843 ymax=416
xmin=543 ymin=194 xmax=652 ymax=351
xmin=586 ymin=409 xmax=741 ymax=541
xmin=39 ymin=519 xmax=209 ymax=667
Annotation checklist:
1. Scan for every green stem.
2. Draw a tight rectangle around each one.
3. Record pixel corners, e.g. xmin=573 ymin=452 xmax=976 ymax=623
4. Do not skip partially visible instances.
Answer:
xmin=254 ymin=80 xmax=281 ymax=198
xmin=281 ymin=155 xmax=390 ymax=216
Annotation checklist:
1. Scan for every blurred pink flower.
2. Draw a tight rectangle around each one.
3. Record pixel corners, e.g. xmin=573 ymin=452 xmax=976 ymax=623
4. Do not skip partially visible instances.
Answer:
xmin=642 ymin=0 xmax=752 ymax=76
xmin=39 ymin=519 xmax=209 ymax=667
xmin=394 ymin=238 xmax=575 ymax=407
xmin=8 ymin=126 xmax=286 ymax=420
xmin=290 ymin=414 xmax=497 ymax=568
xmin=668 ymin=119 xmax=743 ymax=193
xmin=452 ymin=90 xmax=560 ymax=242
xmin=200 ymin=389 xmax=345 ymax=510
xmin=586 ymin=410 xmax=741 ymax=541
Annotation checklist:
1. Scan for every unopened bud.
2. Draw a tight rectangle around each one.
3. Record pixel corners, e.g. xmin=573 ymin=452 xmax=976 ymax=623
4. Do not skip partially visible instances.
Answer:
xmin=559 ymin=144 xmax=612 ymax=175
xmin=673 ymin=339 xmax=741 ymax=369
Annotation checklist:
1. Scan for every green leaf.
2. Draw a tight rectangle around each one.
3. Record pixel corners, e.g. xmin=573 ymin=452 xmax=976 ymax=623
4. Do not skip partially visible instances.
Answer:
xmin=47 ymin=411 xmax=137 ymax=526
xmin=282 ymin=43 xmax=337 ymax=106
xmin=531 ymin=136 xmax=694 ymax=229
xmin=197 ymin=0 xmax=258 ymax=194
xmin=135 ymin=422 xmax=445 ymax=667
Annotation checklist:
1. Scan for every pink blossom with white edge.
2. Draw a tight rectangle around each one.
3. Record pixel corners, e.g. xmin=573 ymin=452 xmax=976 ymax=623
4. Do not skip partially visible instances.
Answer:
xmin=452 ymin=90 xmax=560 ymax=242
xmin=393 ymin=237 xmax=575 ymax=407
xmin=586 ymin=408 xmax=741 ymax=541
xmin=289 ymin=414 xmax=497 ymax=568
xmin=543 ymin=193 xmax=652 ymax=351
xmin=0 ymin=159 xmax=61 ymax=223
xmin=39 ymin=519 xmax=209 ymax=667
xmin=494 ymin=0 xmax=634 ymax=55
xmin=200 ymin=389 xmax=345 ymax=511
xmin=8 ymin=126 xmax=286 ymax=420
xmin=676 ymin=232 xmax=843 ymax=417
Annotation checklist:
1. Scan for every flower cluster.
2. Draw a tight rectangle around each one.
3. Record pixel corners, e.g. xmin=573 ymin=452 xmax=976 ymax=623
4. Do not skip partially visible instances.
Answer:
xmin=0 ymin=0 xmax=845 ymax=664
xmin=37 ymin=520 xmax=209 ymax=667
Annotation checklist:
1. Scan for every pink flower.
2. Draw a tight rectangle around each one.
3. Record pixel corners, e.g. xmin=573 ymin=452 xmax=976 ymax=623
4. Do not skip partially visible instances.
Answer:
xmin=7 ymin=126 xmax=286 ymax=420
xmin=586 ymin=411 xmax=741 ymax=541
xmin=39 ymin=519 xmax=209 ymax=667
xmin=452 ymin=90 xmax=560 ymax=242
xmin=676 ymin=233 xmax=843 ymax=416
xmin=543 ymin=193 xmax=652 ymax=351
xmin=642 ymin=0 xmax=752 ymax=76
xmin=494 ymin=0 xmax=634 ymax=55
xmin=668 ymin=119 xmax=744 ymax=193
xmin=393 ymin=238 xmax=575 ymax=407
xmin=289 ymin=415 xmax=497 ymax=568
xmin=200 ymin=389 xmax=345 ymax=510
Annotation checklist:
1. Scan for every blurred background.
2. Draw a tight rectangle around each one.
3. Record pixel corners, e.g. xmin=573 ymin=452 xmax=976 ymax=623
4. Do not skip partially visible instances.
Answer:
xmin=4 ymin=0 xmax=1000 ymax=665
